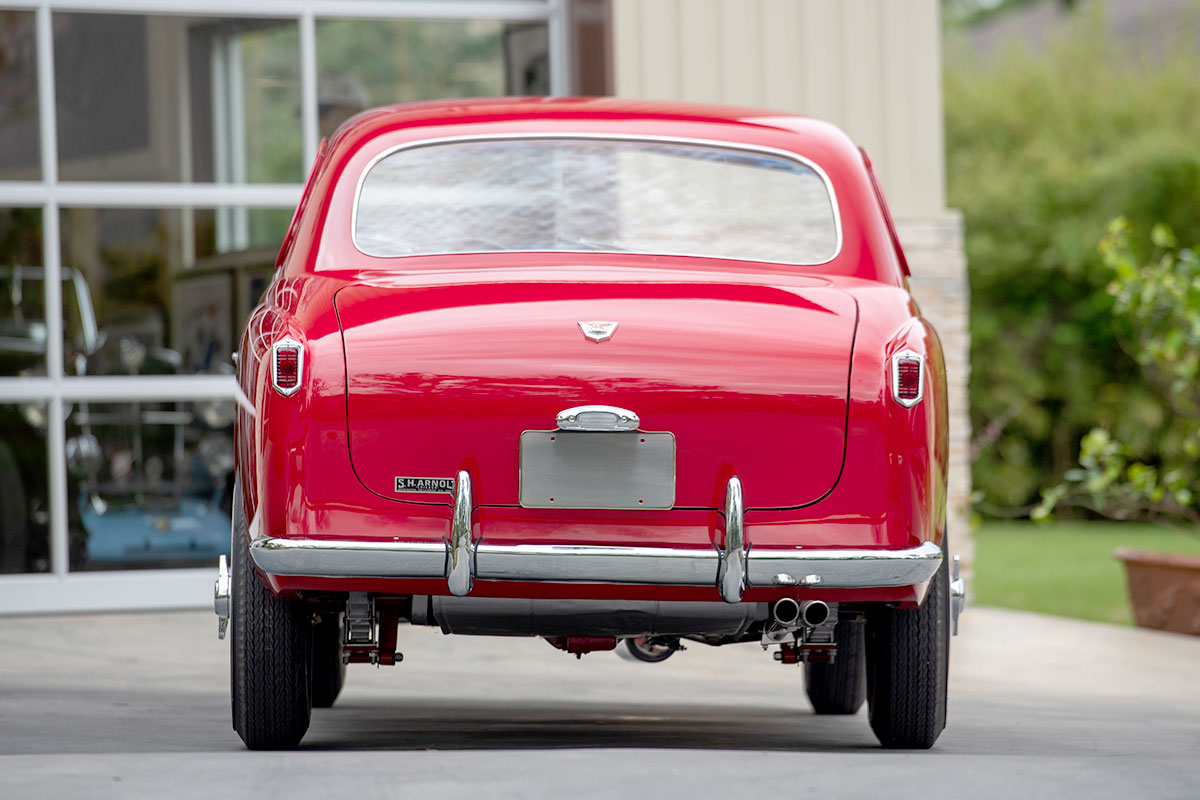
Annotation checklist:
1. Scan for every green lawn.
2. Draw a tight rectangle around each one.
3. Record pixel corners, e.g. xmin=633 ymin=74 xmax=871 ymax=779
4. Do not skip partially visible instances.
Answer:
xmin=972 ymin=522 xmax=1200 ymax=625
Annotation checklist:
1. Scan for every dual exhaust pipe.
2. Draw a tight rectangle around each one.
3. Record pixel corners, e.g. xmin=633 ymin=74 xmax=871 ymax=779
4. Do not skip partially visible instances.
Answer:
xmin=771 ymin=597 xmax=830 ymax=629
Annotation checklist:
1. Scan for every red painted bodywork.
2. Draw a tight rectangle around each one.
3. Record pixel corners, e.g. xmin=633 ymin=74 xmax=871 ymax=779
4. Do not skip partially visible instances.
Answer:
xmin=236 ymin=98 xmax=949 ymax=608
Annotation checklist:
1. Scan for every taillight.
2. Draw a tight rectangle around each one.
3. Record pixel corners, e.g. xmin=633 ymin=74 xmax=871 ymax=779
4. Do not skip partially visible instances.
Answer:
xmin=271 ymin=338 xmax=304 ymax=396
xmin=891 ymin=350 xmax=924 ymax=407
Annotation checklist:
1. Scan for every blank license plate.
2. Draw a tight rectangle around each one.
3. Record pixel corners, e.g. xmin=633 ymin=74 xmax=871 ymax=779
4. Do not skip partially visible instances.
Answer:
xmin=519 ymin=431 xmax=675 ymax=510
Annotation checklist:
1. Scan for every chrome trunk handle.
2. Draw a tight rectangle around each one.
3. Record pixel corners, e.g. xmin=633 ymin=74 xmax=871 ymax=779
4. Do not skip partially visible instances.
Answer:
xmin=556 ymin=405 xmax=640 ymax=432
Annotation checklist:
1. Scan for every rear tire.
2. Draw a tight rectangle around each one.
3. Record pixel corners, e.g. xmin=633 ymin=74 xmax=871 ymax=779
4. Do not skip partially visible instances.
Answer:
xmin=805 ymin=618 xmax=866 ymax=715
xmin=864 ymin=543 xmax=950 ymax=749
xmin=230 ymin=481 xmax=311 ymax=749
xmin=310 ymin=613 xmax=346 ymax=708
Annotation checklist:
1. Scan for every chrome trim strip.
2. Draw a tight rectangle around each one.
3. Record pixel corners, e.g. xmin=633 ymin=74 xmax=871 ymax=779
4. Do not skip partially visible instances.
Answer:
xmin=249 ymin=537 xmax=447 ymax=578
xmin=745 ymin=541 xmax=943 ymax=589
xmin=476 ymin=543 xmax=717 ymax=585
xmin=446 ymin=470 xmax=475 ymax=596
xmin=555 ymin=405 xmax=640 ymax=432
xmin=718 ymin=476 xmax=747 ymax=603
xmin=349 ymin=132 xmax=844 ymax=266
xmin=249 ymin=536 xmax=942 ymax=591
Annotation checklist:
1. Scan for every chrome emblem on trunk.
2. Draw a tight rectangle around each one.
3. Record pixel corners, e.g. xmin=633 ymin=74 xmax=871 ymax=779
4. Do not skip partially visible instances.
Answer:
xmin=578 ymin=320 xmax=618 ymax=342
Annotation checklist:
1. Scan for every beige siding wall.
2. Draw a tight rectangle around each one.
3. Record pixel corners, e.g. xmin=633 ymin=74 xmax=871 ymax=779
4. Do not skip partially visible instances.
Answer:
xmin=610 ymin=0 xmax=972 ymax=565
xmin=611 ymin=0 xmax=946 ymax=218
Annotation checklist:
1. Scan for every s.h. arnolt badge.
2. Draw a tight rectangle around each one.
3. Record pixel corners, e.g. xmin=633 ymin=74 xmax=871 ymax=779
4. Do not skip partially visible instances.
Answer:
xmin=394 ymin=476 xmax=455 ymax=493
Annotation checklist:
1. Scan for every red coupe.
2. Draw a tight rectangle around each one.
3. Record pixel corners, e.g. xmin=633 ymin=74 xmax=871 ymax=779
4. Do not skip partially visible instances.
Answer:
xmin=213 ymin=97 xmax=964 ymax=750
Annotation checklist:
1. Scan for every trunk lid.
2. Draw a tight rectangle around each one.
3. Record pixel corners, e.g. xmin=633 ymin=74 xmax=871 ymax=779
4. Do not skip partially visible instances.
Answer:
xmin=336 ymin=278 xmax=856 ymax=510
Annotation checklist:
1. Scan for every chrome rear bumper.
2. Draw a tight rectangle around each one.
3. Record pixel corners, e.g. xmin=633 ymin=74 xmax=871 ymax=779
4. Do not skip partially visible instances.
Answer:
xmin=248 ymin=473 xmax=943 ymax=601
xmin=249 ymin=537 xmax=943 ymax=596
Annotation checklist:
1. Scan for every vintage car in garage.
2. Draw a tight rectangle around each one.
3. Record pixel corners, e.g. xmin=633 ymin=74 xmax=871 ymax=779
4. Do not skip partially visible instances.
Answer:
xmin=215 ymin=97 xmax=964 ymax=750
xmin=1 ymin=266 xmax=234 ymax=573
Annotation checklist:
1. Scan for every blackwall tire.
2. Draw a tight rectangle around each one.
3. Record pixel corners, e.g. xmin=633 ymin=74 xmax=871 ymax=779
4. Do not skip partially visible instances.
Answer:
xmin=805 ymin=618 xmax=866 ymax=715
xmin=310 ymin=613 xmax=346 ymax=709
xmin=230 ymin=481 xmax=311 ymax=749
xmin=865 ymin=542 xmax=950 ymax=749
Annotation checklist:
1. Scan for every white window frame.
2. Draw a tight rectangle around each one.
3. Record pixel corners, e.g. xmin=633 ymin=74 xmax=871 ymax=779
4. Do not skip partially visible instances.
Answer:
xmin=0 ymin=0 xmax=570 ymax=614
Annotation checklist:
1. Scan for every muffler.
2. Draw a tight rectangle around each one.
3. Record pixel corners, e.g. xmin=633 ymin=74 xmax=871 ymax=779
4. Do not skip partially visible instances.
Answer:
xmin=416 ymin=596 xmax=766 ymax=638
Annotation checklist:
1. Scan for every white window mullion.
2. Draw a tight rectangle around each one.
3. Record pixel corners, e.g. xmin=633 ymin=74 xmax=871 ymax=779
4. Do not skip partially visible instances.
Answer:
xmin=211 ymin=35 xmax=231 ymax=252
xmin=36 ymin=4 xmax=71 ymax=580
xmin=227 ymin=35 xmax=249 ymax=249
xmin=299 ymin=6 xmax=319 ymax=169
xmin=547 ymin=0 xmax=572 ymax=96
xmin=0 ymin=1 xmax=554 ymax=20
xmin=177 ymin=24 xmax=196 ymax=268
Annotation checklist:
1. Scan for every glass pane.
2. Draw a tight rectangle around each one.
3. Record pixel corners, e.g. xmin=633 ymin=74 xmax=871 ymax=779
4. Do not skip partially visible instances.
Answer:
xmin=67 ymin=401 xmax=233 ymax=571
xmin=0 ymin=402 xmax=51 ymax=573
xmin=0 ymin=10 xmax=40 ymax=180
xmin=316 ymin=18 xmax=548 ymax=137
xmin=0 ymin=207 xmax=46 ymax=376
xmin=355 ymin=139 xmax=840 ymax=264
xmin=59 ymin=207 xmax=283 ymax=375
xmin=54 ymin=14 xmax=302 ymax=183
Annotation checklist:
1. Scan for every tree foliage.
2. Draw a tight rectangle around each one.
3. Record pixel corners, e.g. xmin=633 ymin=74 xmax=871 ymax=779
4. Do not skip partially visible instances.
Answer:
xmin=1035 ymin=220 xmax=1200 ymax=526
xmin=944 ymin=16 xmax=1200 ymax=514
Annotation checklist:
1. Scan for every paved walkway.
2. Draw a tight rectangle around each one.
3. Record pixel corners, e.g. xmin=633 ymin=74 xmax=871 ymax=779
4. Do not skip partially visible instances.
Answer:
xmin=1 ymin=606 xmax=1197 ymax=798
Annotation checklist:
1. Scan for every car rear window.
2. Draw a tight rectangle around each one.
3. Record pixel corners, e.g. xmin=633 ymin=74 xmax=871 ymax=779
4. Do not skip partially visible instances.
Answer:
xmin=353 ymin=137 xmax=840 ymax=264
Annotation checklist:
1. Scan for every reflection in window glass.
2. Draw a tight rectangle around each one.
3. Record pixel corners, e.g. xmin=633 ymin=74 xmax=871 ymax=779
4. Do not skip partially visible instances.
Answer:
xmin=0 ymin=11 xmax=40 ymax=180
xmin=67 ymin=402 xmax=233 ymax=571
xmin=59 ymin=207 xmax=282 ymax=376
xmin=0 ymin=402 xmax=52 ymax=573
xmin=316 ymin=18 xmax=547 ymax=137
xmin=0 ymin=207 xmax=46 ymax=376
xmin=356 ymin=139 xmax=840 ymax=264
xmin=54 ymin=14 xmax=301 ymax=183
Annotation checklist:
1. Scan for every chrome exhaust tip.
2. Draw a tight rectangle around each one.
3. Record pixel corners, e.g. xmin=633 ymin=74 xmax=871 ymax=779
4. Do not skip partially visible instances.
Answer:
xmin=799 ymin=600 xmax=830 ymax=628
xmin=771 ymin=597 xmax=801 ymax=627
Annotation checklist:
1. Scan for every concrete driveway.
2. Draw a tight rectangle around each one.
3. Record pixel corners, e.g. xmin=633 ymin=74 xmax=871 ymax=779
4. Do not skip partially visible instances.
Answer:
xmin=1 ymin=606 xmax=1197 ymax=799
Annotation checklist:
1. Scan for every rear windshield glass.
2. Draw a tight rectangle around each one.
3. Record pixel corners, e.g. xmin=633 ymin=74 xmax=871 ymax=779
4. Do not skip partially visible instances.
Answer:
xmin=354 ymin=138 xmax=839 ymax=264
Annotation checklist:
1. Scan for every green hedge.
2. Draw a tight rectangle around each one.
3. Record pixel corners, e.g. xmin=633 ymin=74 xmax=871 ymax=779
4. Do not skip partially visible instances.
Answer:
xmin=945 ymin=16 xmax=1200 ymax=514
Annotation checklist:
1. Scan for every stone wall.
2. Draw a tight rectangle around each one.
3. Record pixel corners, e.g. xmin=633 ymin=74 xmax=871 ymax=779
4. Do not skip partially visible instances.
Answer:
xmin=898 ymin=213 xmax=973 ymax=573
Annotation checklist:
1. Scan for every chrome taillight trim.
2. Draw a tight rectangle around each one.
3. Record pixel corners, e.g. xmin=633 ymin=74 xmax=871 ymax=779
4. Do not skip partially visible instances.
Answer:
xmin=270 ymin=337 xmax=304 ymax=397
xmin=891 ymin=349 xmax=924 ymax=408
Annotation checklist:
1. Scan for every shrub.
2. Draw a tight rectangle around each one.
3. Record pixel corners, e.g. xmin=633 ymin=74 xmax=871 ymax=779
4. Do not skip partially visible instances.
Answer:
xmin=1035 ymin=219 xmax=1200 ymax=526
xmin=944 ymin=13 xmax=1200 ymax=514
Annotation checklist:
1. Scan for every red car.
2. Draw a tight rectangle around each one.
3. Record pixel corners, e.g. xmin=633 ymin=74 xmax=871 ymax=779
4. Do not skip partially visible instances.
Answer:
xmin=213 ymin=97 xmax=964 ymax=750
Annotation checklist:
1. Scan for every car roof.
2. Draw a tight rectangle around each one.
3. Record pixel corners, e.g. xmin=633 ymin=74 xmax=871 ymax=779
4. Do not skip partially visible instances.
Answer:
xmin=328 ymin=96 xmax=853 ymax=154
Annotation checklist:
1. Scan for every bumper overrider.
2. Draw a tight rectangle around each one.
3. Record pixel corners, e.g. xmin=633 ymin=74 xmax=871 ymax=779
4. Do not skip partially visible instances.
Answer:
xmin=244 ymin=473 xmax=944 ymax=604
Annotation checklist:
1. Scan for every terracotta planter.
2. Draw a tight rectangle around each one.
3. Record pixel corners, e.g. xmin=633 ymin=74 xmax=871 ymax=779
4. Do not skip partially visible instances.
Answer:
xmin=1114 ymin=548 xmax=1200 ymax=636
